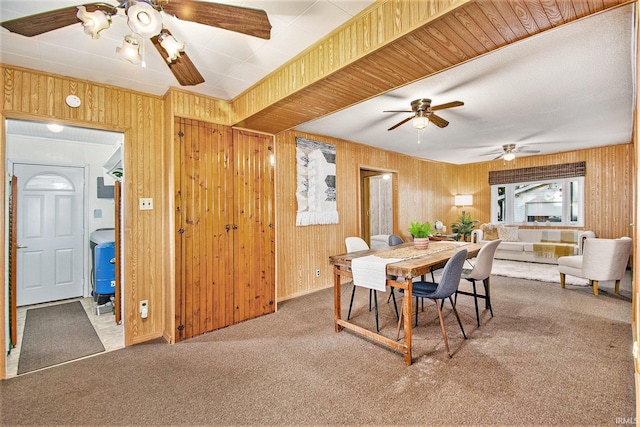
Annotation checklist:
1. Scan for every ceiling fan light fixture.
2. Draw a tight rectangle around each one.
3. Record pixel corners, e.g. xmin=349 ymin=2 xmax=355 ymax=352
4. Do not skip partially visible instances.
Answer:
xmin=126 ymin=1 xmax=163 ymax=38
xmin=76 ymin=6 xmax=112 ymax=39
xmin=158 ymin=32 xmax=185 ymax=62
xmin=116 ymin=35 xmax=142 ymax=65
xmin=412 ymin=115 xmax=429 ymax=130
xmin=504 ymin=152 xmax=516 ymax=161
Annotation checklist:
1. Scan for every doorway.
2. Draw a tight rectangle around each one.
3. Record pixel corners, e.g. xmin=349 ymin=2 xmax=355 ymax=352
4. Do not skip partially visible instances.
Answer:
xmin=4 ymin=119 xmax=125 ymax=376
xmin=360 ymin=168 xmax=398 ymax=245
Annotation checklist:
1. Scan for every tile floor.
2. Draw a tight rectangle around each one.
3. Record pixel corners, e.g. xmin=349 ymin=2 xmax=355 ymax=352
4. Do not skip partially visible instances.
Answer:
xmin=5 ymin=297 xmax=124 ymax=378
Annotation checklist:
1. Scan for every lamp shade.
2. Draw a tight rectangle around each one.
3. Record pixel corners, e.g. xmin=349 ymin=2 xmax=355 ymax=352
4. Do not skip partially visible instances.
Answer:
xmin=454 ymin=194 xmax=473 ymax=206
xmin=77 ymin=6 xmax=111 ymax=39
xmin=158 ymin=33 xmax=185 ymax=62
xmin=504 ymin=152 xmax=516 ymax=161
xmin=127 ymin=1 xmax=163 ymax=38
xmin=116 ymin=35 xmax=142 ymax=64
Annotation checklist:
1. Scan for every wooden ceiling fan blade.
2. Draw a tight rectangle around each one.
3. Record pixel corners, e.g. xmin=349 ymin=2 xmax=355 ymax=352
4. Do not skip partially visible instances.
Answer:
xmin=387 ymin=116 xmax=413 ymax=131
xmin=428 ymin=101 xmax=464 ymax=111
xmin=518 ymin=150 xmax=541 ymax=153
xmin=428 ymin=113 xmax=449 ymax=128
xmin=383 ymin=110 xmax=413 ymax=113
xmin=151 ymin=32 xmax=204 ymax=86
xmin=0 ymin=3 xmax=111 ymax=37
xmin=493 ymin=154 xmax=504 ymax=160
xmin=162 ymin=0 xmax=272 ymax=39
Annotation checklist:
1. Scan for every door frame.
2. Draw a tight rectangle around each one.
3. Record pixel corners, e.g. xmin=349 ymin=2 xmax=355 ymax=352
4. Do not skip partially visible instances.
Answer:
xmin=1 ymin=114 xmax=128 ymax=379
xmin=358 ymin=166 xmax=399 ymax=243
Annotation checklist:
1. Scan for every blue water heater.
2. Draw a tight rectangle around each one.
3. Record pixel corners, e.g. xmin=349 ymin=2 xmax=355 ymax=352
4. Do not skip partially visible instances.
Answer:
xmin=94 ymin=241 xmax=115 ymax=298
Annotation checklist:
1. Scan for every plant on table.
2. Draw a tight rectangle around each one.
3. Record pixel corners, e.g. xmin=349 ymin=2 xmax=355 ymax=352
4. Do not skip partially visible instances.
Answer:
xmin=408 ymin=221 xmax=435 ymax=249
xmin=451 ymin=212 xmax=479 ymax=242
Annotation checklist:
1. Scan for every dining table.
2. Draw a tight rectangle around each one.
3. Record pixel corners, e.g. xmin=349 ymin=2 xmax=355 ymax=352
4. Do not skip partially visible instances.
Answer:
xmin=329 ymin=240 xmax=482 ymax=365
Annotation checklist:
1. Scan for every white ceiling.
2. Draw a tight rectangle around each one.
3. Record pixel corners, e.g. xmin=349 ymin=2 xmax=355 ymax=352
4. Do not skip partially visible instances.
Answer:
xmin=0 ymin=2 xmax=636 ymax=165
xmin=296 ymin=3 xmax=637 ymax=164
xmin=0 ymin=0 xmax=375 ymax=99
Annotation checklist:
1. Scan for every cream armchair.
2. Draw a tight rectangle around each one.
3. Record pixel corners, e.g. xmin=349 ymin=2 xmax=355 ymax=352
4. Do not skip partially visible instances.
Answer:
xmin=557 ymin=237 xmax=632 ymax=295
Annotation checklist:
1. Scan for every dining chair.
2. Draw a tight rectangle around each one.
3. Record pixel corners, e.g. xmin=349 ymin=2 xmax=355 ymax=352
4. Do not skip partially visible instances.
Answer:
xmin=455 ymin=239 xmax=501 ymax=326
xmin=396 ymin=249 xmax=468 ymax=358
xmin=384 ymin=234 xmax=403 ymax=318
xmin=345 ymin=237 xmax=383 ymax=332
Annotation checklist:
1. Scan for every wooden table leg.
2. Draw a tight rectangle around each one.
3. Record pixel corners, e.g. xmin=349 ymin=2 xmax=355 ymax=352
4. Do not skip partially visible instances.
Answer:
xmin=403 ymin=282 xmax=413 ymax=365
xmin=334 ymin=266 xmax=342 ymax=333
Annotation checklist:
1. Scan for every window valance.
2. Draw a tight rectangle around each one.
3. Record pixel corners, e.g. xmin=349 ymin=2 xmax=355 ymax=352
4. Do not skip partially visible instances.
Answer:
xmin=488 ymin=161 xmax=586 ymax=185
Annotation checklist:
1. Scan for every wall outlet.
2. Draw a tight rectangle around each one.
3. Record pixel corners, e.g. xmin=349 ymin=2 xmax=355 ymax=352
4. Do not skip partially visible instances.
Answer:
xmin=140 ymin=300 xmax=148 ymax=318
xmin=139 ymin=198 xmax=153 ymax=210
xmin=315 ymin=269 xmax=321 ymax=277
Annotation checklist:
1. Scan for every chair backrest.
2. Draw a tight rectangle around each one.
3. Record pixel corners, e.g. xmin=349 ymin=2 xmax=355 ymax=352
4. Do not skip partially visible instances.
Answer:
xmin=465 ymin=239 xmax=502 ymax=281
xmin=429 ymin=249 xmax=468 ymax=299
xmin=388 ymin=234 xmax=404 ymax=246
xmin=345 ymin=237 xmax=369 ymax=253
xmin=582 ymin=237 xmax=632 ymax=280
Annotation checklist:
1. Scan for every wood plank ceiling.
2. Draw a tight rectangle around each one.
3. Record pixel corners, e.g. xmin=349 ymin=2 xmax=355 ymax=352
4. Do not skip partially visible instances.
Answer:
xmin=233 ymin=0 xmax=632 ymax=135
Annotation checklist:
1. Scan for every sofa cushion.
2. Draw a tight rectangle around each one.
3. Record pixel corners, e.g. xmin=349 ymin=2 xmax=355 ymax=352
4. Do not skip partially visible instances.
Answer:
xmin=498 ymin=226 xmax=519 ymax=242
xmin=480 ymin=223 xmax=499 ymax=241
xmin=498 ymin=241 xmax=525 ymax=252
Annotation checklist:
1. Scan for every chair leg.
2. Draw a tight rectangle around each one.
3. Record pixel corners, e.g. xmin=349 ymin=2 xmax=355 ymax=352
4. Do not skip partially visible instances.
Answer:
xmin=615 ymin=280 xmax=621 ymax=294
xmin=415 ymin=296 xmax=419 ymax=327
xmin=448 ymin=296 xmax=467 ymax=340
xmin=484 ymin=278 xmax=494 ymax=318
xmin=471 ymin=280 xmax=480 ymax=327
xmin=435 ymin=298 xmax=451 ymax=358
xmin=373 ymin=290 xmax=380 ymax=332
xmin=390 ymin=288 xmax=399 ymax=320
xmin=347 ymin=284 xmax=356 ymax=320
xmin=560 ymin=273 xmax=566 ymax=288
xmin=369 ymin=289 xmax=373 ymax=311
xmin=396 ymin=310 xmax=404 ymax=341
xmin=592 ymin=280 xmax=599 ymax=296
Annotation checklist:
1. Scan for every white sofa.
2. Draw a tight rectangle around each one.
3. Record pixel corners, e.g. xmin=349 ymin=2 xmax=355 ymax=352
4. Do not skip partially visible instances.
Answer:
xmin=471 ymin=224 xmax=595 ymax=264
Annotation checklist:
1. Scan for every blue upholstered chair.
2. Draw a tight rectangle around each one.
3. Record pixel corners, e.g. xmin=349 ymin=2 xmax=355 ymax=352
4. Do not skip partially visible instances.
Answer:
xmin=397 ymin=249 xmax=468 ymax=358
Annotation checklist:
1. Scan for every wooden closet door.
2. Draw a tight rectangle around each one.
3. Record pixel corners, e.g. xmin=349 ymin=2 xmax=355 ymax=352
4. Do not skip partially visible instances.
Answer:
xmin=175 ymin=118 xmax=234 ymax=340
xmin=232 ymin=129 xmax=275 ymax=321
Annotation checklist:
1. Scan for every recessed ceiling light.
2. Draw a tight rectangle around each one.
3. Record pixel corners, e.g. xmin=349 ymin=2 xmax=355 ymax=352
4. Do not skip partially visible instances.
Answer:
xmin=46 ymin=123 xmax=64 ymax=133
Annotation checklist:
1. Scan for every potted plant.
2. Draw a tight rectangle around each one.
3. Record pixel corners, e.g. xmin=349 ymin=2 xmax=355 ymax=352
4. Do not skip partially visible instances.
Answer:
xmin=451 ymin=212 xmax=480 ymax=242
xmin=408 ymin=221 xmax=435 ymax=249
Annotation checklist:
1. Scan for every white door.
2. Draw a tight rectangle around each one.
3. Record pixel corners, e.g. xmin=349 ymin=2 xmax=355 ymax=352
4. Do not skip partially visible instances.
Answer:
xmin=14 ymin=164 xmax=85 ymax=306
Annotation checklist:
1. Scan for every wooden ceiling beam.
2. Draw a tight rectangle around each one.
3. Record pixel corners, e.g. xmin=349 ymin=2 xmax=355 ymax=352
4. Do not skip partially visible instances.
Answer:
xmin=232 ymin=0 xmax=632 ymax=134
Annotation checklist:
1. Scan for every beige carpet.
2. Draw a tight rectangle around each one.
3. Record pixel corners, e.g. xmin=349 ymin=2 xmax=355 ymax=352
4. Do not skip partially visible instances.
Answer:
xmin=0 ymin=273 xmax=634 ymax=426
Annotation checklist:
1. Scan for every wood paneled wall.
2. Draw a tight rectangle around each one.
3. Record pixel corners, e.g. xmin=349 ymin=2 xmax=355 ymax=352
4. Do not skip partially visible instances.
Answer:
xmin=0 ymin=65 xmax=168 ymax=358
xmin=275 ymin=130 xmax=461 ymax=300
xmin=274 ymin=130 xmax=633 ymax=301
xmin=455 ymin=143 xmax=634 ymax=239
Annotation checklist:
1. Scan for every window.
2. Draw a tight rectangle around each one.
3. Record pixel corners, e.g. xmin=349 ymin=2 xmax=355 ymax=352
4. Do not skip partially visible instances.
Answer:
xmin=491 ymin=177 xmax=584 ymax=226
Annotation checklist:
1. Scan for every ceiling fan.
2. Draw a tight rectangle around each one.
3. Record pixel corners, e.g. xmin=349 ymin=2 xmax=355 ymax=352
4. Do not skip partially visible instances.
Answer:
xmin=0 ymin=1 xmax=272 ymax=86
xmin=484 ymin=143 xmax=541 ymax=161
xmin=383 ymin=98 xmax=464 ymax=131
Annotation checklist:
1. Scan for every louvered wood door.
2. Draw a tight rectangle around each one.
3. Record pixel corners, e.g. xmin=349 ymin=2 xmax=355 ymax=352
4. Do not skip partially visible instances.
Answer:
xmin=232 ymin=129 xmax=275 ymax=320
xmin=175 ymin=120 xmax=275 ymax=341
xmin=175 ymin=118 xmax=234 ymax=340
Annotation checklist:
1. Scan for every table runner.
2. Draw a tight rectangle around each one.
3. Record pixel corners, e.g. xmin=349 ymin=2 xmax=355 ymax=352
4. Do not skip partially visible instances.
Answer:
xmin=351 ymin=242 xmax=468 ymax=291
